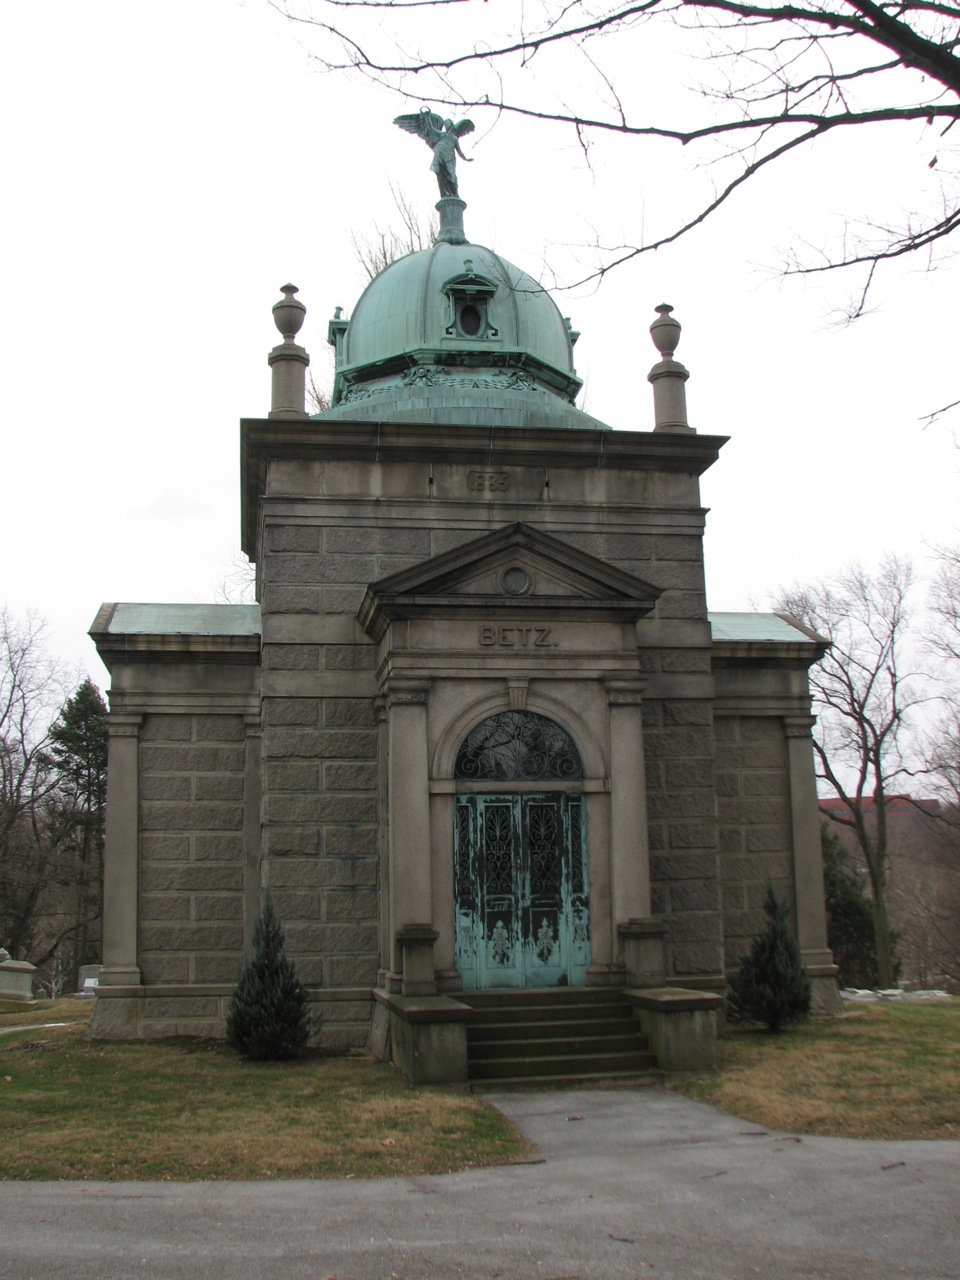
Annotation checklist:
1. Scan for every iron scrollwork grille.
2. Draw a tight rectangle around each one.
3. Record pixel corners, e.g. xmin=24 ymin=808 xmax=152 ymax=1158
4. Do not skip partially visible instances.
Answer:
xmin=454 ymin=711 xmax=584 ymax=782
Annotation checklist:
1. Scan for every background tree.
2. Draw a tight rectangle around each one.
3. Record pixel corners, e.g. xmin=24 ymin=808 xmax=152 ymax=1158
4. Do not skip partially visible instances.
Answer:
xmin=775 ymin=558 xmax=925 ymax=988
xmin=821 ymin=823 xmax=887 ymax=988
xmin=282 ymin=0 xmax=960 ymax=309
xmin=47 ymin=679 xmax=108 ymax=986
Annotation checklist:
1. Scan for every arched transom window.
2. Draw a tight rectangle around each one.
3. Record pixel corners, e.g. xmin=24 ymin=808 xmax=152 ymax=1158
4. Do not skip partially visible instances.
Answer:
xmin=454 ymin=711 xmax=584 ymax=782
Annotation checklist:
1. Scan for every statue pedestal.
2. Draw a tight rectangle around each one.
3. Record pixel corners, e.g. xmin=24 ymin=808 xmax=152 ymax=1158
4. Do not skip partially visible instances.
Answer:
xmin=436 ymin=198 xmax=467 ymax=245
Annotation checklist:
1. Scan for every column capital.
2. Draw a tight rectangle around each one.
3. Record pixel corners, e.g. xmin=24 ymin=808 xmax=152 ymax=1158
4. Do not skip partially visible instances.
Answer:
xmin=385 ymin=678 xmax=431 ymax=708
xmin=107 ymin=714 xmax=143 ymax=738
xmin=784 ymin=714 xmax=817 ymax=739
xmin=603 ymin=676 xmax=647 ymax=706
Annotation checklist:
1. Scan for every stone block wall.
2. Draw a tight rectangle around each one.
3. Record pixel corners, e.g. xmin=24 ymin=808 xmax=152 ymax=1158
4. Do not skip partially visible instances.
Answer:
xmin=714 ymin=714 xmax=794 ymax=965
xmin=138 ymin=713 xmax=246 ymax=985
xmin=644 ymin=697 xmax=723 ymax=984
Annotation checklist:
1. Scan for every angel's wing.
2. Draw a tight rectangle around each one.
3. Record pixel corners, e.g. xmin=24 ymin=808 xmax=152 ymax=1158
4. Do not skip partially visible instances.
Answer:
xmin=394 ymin=111 xmax=444 ymax=147
xmin=453 ymin=119 xmax=475 ymax=139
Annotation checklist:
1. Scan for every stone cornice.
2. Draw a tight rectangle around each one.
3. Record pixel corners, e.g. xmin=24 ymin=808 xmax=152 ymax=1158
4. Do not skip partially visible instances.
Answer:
xmin=240 ymin=419 xmax=727 ymax=559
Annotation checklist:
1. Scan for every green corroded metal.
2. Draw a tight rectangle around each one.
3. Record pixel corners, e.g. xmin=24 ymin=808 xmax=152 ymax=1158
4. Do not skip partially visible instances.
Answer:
xmin=321 ymin=238 xmax=613 ymax=432
xmin=454 ymin=793 xmax=590 ymax=990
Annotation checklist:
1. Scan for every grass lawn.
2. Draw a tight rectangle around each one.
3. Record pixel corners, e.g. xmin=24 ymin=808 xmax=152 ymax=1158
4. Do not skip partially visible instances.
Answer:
xmin=0 ymin=1001 xmax=529 ymax=1181
xmin=671 ymin=999 xmax=960 ymax=1141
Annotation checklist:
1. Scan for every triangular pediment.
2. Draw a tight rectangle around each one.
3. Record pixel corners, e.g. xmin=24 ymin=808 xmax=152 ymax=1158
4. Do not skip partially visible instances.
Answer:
xmin=357 ymin=522 xmax=661 ymax=639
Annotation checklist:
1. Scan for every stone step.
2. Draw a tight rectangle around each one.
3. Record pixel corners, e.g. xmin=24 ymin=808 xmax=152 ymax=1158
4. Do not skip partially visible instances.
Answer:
xmin=468 ymin=1016 xmax=637 ymax=1043
xmin=472 ymin=1070 xmax=664 ymax=1092
xmin=469 ymin=1032 xmax=650 ymax=1060
xmin=470 ymin=1049 xmax=660 ymax=1080
xmin=459 ymin=987 xmax=626 ymax=1010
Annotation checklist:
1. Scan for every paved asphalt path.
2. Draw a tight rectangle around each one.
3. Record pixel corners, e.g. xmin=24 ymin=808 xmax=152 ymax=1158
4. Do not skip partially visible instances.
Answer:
xmin=1 ymin=1086 xmax=957 ymax=1280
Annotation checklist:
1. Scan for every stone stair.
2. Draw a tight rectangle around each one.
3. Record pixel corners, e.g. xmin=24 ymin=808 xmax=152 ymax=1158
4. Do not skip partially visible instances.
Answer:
xmin=459 ymin=988 xmax=663 ymax=1089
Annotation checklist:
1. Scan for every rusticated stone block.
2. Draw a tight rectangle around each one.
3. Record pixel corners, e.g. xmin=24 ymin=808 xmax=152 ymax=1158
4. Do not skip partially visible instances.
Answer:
xmin=139 ymin=955 xmax=189 ymax=983
xmin=262 ymin=729 xmax=377 ymax=760
xmin=193 ymin=894 xmax=243 ymax=921
xmin=325 ymin=955 xmax=380 ymax=987
xmin=141 ymin=834 xmax=191 ymax=861
xmin=721 ymin=882 xmax=746 ymax=910
xmin=643 ymin=562 xmax=706 ymax=593
xmin=637 ymin=650 xmax=660 ymax=673
xmin=263 ymin=698 xmax=320 ymax=728
xmin=195 ymin=775 xmax=244 ymax=801
xmin=319 ymin=1025 xmax=370 ymax=1051
xmin=141 ymin=715 xmax=192 ymax=742
xmin=660 ymin=649 xmax=711 ymax=674
xmin=286 ymin=922 xmax=378 ymax=954
xmin=141 ymin=801 xmax=242 ymax=833
xmin=645 ymin=760 xmax=664 ymax=790
xmin=271 ymin=553 xmax=376 ymax=585
xmin=263 ymin=793 xmax=378 ymax=825
xmin=269 ymin=889 xmax=321 ymax=919
xmin=140 ymin=923 xmax=243 ymax=951
xmin=267 ymin=859 xmax=326 ymax=888
xmin=716 ymin=771 xmax=740 ymax=797
xmin=143 ymin=997 xmax=222 ymax=1019
xmin=317 ymin=856 xmax=378 ymax=888
xmin=294 ymin=957 xmax=324 ymax=984
xmin=267 ymin=525 xmax=321 ymax=553
xmin=747 ymin=874 xmax=791 ymax=908
xmin=714 ymin=744 xmax=782 ymax=771
xmin=652 ymin=534 xmax=703 ymax=561
xmin=263 ymin=760 xmax=320 ymax=791
xmin=651 ymin=852 xmax=718 ymax=881
xmin=141 ymin=864 xmax=243 ymax=893
xmin=264 ymin=644 xmax=319 ymax=671
xmin=324 ymin=888 xmax=378 ymax=921
xmin=646 ymin=822 xmax=665 ymax=852
xmin=657 ymin=592 xmax=708 ymax=621
xmin=325 ymin=999 xmax=375 ymax=1023
xmin=324 ymin=827 xmax=378 ymax=859
xmin=647 ymin=790 xmax=716 ymax=821
xmin=141 ymin=894 xmax=191 ymax=922
xmin=740 ymin=718 xmax=785 ymax=742
xmin=323 ymin=586 xmax=365 ymax=614
xmin=195 ymin=716 xmax=245 ymax=742
xmin=665 ymin=759 xmax=716 ymax=789
xmin=193 ymin=955 xmax=242 ymax=983
xmin=719 ymin=826 xmax=744 ymax=854
xmin=324 ymin=761 xmax=377 ymax=791
xmin=663 ymin=699 xmax=713 ymax=727
xmin=669 ymin=944 xmax=724 ymax=976
xmin=194 ymin=832 xmax=244 ymax=862
xmin=667 ymin=913 xmax=722 ymax=944
xmin=670 ymin=880 xmax=721 ymax=913
xmin=712 ymin=718 xmax=738 ymax=741
xmin=324 ymin=699 xmax=378 ymax=728
xmin=745 ymin=825 xmax=790 ymax=853
xmin=325 ymin=526 xmax=430 ymax=555
xmin=323 ymin=645 xmax=376 ymax=671
xmin=724 ymin=909 xmax=768 ymax=941
xmin=263 ymin=826 xmax=320 ymax=858
xmin=644 ymin=728 xmax=713 ymax=760
xmin=140 ymin=745 xmax=244 ymax=773
xmin=667 ymin=821 xmax=718 ymax=851
xmin=719 ymin=797 xmax=789 ymax=826
xmin=263 ymin=585 xmax=320 ymax=614
xmin=141 ymin=775 xmax=191 ymax=802
xmin=742 ymin=771 xmax=788 ymax=797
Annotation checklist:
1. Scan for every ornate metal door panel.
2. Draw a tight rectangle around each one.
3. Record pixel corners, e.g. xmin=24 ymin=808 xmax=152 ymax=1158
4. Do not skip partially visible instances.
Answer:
xmin=454 ymin=793 xmax=589 ymax=989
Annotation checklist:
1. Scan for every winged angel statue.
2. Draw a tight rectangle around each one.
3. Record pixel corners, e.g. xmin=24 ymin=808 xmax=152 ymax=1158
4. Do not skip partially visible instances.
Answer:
xmin=394 ymin=109 xmax=475 ymax=199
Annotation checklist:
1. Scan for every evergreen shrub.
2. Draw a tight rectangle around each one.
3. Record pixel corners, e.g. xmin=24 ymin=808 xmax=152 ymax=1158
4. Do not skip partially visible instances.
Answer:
xmin=226 ymin=895 xmax=312 ymax=1060
xmin=727 ymin=886 xmax=812 ymax=1033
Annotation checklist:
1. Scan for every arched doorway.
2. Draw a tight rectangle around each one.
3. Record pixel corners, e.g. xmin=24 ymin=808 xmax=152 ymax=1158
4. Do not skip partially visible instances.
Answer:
xmin=453 ymin=711 xmax=590 ymax=989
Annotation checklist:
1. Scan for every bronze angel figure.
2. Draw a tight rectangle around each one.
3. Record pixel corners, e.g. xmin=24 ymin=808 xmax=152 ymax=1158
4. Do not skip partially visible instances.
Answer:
xmin=394 ymin=109 xmax=475 ymax=199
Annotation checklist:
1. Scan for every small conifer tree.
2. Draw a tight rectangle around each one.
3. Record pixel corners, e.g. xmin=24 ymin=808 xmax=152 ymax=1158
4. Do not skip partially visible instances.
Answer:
xmin=226 ymin=895 xmax=311 ymax=1060
xmin=727 ymin=886 xmax=812 ymax=1033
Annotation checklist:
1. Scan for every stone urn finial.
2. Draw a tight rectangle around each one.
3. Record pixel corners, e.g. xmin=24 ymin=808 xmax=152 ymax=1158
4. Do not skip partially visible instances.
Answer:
xmin=650 ymin=303 xmax=681 ymax=360
xmin=272 ymin=283 xmax=307 ymax=343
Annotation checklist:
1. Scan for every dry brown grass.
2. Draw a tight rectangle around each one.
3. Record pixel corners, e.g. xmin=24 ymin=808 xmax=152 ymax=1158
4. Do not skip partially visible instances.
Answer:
xmin=0 ymin=1015 xmax=529 ymax=1181
xmin=672 ymin=1000 xmax=960 ymax=1140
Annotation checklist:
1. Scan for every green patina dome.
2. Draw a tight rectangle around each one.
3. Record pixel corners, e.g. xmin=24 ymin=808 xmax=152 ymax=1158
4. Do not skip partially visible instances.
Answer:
xmin=321 ymin=230 xmax=610 ymax=431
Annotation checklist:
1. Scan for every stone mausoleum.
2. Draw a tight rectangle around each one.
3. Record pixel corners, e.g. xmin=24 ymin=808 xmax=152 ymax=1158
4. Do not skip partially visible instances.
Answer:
xmin=89 ymin=190 xmax=839 ymax=1082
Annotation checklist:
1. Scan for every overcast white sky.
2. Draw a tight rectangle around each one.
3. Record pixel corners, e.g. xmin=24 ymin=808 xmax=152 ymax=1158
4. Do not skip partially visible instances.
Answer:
xmin=1 ymin=1 xmax=957 ymax=696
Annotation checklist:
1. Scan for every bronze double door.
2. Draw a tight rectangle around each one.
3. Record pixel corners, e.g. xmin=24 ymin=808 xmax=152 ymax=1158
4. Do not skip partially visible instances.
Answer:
xmin=454 ymin=792 xmax=590 ymax=989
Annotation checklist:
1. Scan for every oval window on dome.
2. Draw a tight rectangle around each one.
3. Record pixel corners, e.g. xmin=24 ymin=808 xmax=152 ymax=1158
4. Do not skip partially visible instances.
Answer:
xmin=459 ymin=303 xmax=483 ymax=336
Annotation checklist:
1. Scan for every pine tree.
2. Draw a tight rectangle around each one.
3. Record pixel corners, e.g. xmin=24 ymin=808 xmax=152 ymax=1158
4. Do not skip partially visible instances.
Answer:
xmin=226 ymin=896 xmax=311 ymax=1060
xmin=727 ymin=886 xmax=812 ymax=1033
